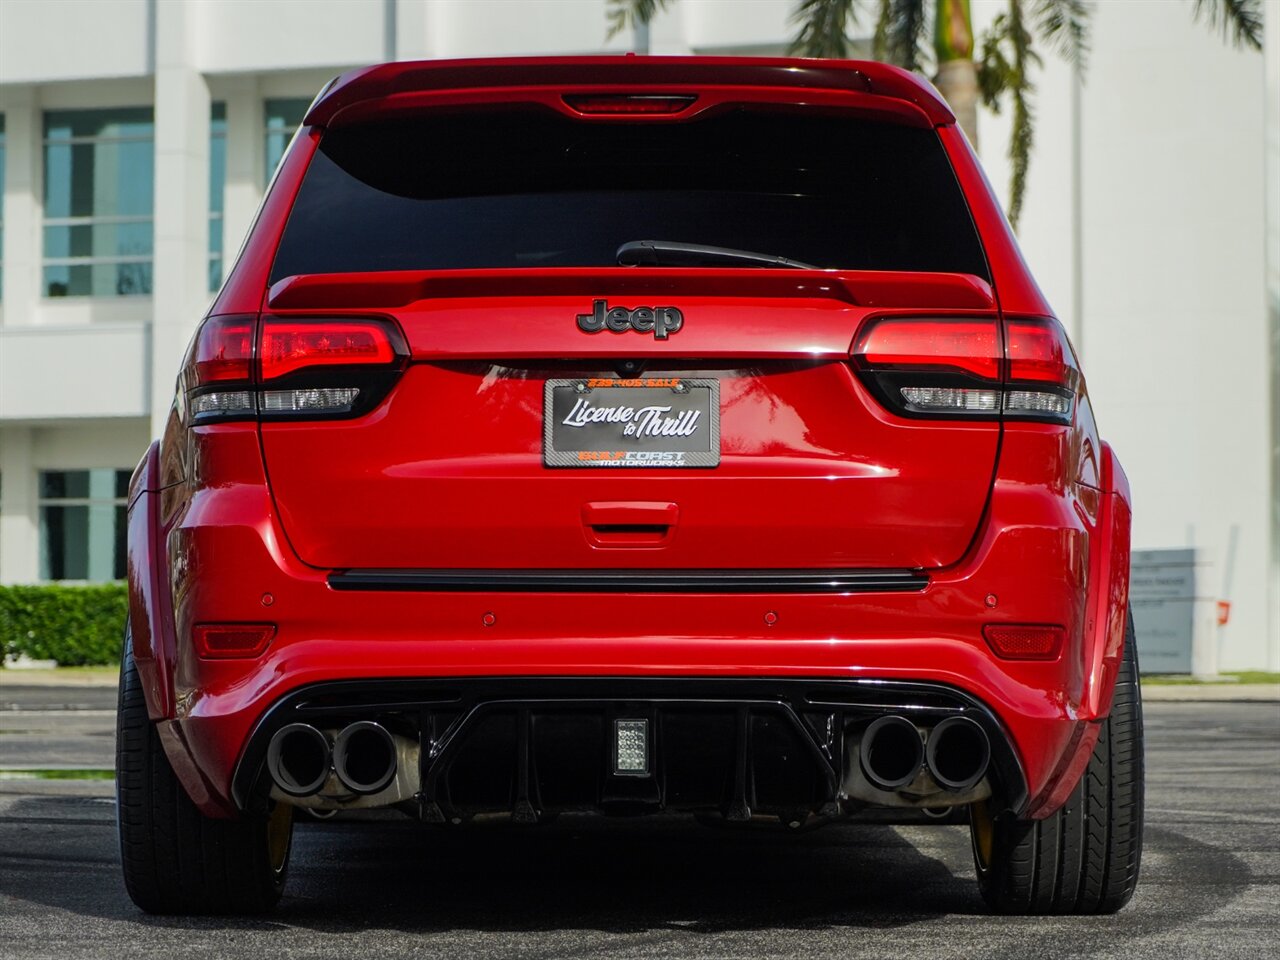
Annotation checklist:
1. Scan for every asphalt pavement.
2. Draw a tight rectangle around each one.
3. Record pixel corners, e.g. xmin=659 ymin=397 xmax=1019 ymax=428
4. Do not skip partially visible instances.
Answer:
xmin=1 ymin=683 xmax=1277 ymax=959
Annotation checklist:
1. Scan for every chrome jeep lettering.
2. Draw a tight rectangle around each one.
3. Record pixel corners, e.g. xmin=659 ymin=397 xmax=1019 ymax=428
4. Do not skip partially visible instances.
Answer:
xmin=576 ymin=300 xmax=684 ymax=339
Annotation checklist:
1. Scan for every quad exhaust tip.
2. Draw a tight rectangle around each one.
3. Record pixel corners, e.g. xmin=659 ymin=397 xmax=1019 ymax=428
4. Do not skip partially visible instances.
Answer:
xmin=332 ymin=721 xmax=398 ymax=795
xmin=925 ymin=715 xmax=992 ymax=791
xmin=859 ymin=715 xmax=925 ymax=790
xmin=266 ymin=723 xmax=331 ymax=797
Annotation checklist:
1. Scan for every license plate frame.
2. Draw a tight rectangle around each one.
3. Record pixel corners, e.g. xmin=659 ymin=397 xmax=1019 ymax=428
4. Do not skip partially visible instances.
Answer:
xmin=543 ymin=377 xmax=721 ymax=469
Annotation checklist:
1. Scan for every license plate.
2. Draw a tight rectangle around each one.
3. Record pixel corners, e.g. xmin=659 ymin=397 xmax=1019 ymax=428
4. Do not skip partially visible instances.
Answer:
xmin=544 ymin=377 xmax=720 ymax=468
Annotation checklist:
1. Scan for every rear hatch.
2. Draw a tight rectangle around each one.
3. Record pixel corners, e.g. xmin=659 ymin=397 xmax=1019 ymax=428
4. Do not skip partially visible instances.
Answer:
xmin=258 ymin=102 xmax=999 ymax=572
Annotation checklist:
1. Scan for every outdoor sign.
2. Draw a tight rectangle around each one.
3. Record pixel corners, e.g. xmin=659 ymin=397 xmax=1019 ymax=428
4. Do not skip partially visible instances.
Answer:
xmin=1129 ymin=548 xmax=1197 ymax=674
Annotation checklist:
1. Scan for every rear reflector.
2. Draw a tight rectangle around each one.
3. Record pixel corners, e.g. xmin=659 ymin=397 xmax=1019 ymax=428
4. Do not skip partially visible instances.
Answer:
xmin=193 ymin=623 xmax=276 ymax=659
xmin=563 ymin=94 xmax=696 ymax=115
xmin=982 ymin=624 xmax=1065 ymax=660
xmin=260 ymin=320 xmax=400 ymax=380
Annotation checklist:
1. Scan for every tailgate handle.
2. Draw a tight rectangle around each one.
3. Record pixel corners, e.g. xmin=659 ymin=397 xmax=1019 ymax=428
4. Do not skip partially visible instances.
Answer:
xmin=582 ymin=501 xmax=678 ymax=547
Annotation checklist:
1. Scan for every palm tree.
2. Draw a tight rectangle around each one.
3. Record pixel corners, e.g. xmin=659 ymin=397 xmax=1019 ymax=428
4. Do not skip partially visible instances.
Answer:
xmin=607 ymin=0 xmax=1263 ymax=230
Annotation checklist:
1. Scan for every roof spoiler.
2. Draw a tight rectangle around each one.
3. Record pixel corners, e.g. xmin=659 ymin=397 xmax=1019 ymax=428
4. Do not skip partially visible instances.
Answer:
xmin=304 ymin=55 xmax=956 ymax=129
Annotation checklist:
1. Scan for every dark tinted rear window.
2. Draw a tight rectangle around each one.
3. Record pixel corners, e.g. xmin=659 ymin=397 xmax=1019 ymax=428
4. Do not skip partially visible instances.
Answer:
xmin=271 ymin=108 xmax=988 ymax=281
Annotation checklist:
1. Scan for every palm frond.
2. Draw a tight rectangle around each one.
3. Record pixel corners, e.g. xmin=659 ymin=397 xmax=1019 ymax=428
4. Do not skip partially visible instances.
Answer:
xmin=873 ymin=0 xmax=926 ymax=71
xmin=977 ymin=15 xmax=1014 ymax=110
xmin=1032 ymin=0 xmax=1092 ymax=70
xmin=978 ymin=1 xmax=1041 ymax=230
xmin=1005 ymin=0 xmax=1040 ymax=230
xmin=605 ymin=0 xmax=672 ymax=40
xmin=789 ymin=0 xmax=866 ymax=58
xmin=1192 ymin=0 xmax=1264 ymax=52
xmin=873 ymin=0 xmax=893 ymax=60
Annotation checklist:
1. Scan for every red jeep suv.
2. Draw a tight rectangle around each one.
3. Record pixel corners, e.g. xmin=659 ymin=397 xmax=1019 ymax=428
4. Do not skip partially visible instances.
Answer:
xmin=116 ymin=56 xmax=1141 ymax=915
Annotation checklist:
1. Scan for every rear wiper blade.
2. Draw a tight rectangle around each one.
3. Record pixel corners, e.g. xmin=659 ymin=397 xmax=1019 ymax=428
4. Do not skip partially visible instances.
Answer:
xmin=617 ymin=240 xmax=818 ymax=270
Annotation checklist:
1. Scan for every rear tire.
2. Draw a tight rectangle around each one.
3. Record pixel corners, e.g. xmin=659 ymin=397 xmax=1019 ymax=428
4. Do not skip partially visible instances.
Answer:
xmin=116 ymin=631 xmax=292 ymax=914
xmin=970 ymin=611 xmax=1144 ymax=914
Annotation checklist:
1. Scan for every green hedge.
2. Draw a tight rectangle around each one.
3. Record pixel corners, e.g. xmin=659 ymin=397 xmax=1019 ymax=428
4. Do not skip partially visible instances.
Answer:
xmin=0 ymin=583 xmax=127 ymax=666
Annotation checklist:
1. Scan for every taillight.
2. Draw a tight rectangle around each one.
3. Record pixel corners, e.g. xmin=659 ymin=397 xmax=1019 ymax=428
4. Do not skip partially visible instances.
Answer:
xmin=182 ymin=315 xmax=407 ymax=424
xmin=185 ymin=316 xmax=259 ymax=420
xmin=1002 ymin=318 xmax=1079 ymax=420
xmin=851 ymin=315 xmax=1077 ymax=424
xmin=189 ymin=317 xmax=254 ymax=385
xmin=260 ymin=320 xmax=399 ymax=380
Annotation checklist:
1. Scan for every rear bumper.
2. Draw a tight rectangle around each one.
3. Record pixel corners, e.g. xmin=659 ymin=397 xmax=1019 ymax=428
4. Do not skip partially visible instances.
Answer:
xmin=128 ymin=432 xmax=1131 ymax=822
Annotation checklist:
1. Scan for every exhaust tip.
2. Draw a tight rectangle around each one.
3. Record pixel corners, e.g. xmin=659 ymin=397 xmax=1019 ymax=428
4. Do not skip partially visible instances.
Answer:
xmin=266 ymin=723 xmax=331 ymax=797
xmin=332 ymin=721 xmax=398 ymax=795
xmin=925 ymin=715 xmax=992 ymax=791
xmin=859 ymin=715 xmax=925 ymax=790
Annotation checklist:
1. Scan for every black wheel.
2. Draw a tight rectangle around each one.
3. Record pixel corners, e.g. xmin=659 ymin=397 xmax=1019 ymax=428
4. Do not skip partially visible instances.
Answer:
xmin=116 ymin=630 xmax=293 ymax=914
xmin=970 ymin=611 xmax=1144 ymax=914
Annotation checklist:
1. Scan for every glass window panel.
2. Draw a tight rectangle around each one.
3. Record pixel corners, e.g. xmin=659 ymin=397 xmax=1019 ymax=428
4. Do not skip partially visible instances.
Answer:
xmin=38 ymin=470 xmax=131 ymax=581
xmin=43 ymin=221 xmax=153 ymax=260
xmin=210 ymin=102 xmax=226 ymax=214
xmin=44 ymin=139 xmax=154 ymax=218
xmin=41 ymin=470 xmax=89 ymax=499
xmin=1 ymin=113 xmax=6 ymax=300
xmin=44 ymin=107 xmax=154 ymax=141
xmin=40 ymin=505 xmax=90 ymax=580
xmin=264 ymin=98 xmax=310 ymax=181
xmin=44 ymin=261 xmax=151 ymax=297
xmin=43 ymin=108 xmax=154 ymax=298
xmin=210 ymin=103 xmax=227 ymax=292
xmin=114 ymin=504 xmax=128 ymax=579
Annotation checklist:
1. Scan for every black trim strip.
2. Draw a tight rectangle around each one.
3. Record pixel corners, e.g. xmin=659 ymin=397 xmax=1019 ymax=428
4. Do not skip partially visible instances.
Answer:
xmin=327 ymin=568 xmax=929 ymax=594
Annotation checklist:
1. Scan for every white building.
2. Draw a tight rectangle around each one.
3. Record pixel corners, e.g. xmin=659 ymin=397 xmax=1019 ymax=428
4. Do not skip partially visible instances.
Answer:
xmin=0 ymin=0 xmax=1276 ymax=669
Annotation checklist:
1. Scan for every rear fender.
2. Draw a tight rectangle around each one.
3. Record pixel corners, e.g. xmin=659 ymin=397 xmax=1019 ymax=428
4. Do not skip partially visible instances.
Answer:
xmin=125 ymin=441 xmax=178 ymax=720
xmin=1082 ymin=443 xmax=1133 ymax=721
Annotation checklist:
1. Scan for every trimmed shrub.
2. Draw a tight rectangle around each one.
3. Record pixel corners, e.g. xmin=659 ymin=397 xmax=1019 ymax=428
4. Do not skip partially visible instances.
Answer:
xmin=0 ymin=583 xmax=127 ymax=666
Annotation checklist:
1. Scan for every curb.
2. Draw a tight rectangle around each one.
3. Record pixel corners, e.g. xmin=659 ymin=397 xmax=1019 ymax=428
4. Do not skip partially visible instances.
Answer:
xmin=1141 ymin=683 xmax=1280 ymax=703
xmin=0 ymin=672 xmax=119 ymax=689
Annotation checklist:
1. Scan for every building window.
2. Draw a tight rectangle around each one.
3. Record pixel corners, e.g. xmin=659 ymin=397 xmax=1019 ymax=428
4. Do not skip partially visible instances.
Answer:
xmin=38 ymin=469 xmax=130 ymax=581
xmin=210 ymin=102 xmax=226 ymax=292
xmin=0 ymin=113 xmax=6 ymax=300
xmin=43 ymin=107 xmax=154 ymax=297
xmin=264 ymin=99 xmax=310 ymax=183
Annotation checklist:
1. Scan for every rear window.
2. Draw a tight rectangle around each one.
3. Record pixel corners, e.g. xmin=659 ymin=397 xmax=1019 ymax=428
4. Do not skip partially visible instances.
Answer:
xmin=270 ymin=107 xmax=988 ymax=282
